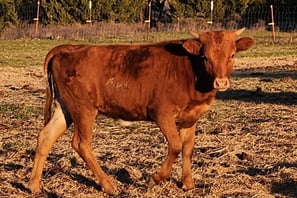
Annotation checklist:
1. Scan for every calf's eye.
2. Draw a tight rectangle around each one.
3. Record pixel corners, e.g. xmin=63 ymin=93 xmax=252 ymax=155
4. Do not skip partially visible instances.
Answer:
xmin=201 ymin=55 xmax=208 ymax=61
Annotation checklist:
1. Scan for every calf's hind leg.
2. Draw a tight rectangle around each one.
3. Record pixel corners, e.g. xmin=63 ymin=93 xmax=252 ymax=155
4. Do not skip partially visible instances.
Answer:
xmin=29 ymin=100 xmax=68 ymax=193
xmin=71 ymin=109 xmax=116 ymax=195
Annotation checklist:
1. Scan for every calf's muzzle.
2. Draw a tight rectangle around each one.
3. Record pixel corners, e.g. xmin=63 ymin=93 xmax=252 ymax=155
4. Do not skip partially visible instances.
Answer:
xmin=213 ymin=77 xmax=230 ymax=91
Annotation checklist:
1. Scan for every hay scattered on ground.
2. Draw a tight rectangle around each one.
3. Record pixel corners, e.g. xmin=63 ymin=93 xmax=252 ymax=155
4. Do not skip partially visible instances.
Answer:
xmin=0 ymin=56 xmax=297 ymax=197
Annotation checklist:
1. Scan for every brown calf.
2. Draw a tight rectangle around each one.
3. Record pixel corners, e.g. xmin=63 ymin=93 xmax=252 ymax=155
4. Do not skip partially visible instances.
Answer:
xmin=29 ymin=28 xmax=253 ymax=195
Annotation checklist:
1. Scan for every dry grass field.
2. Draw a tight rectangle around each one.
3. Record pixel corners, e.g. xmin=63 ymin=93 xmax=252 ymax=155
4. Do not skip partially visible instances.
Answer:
xmin=0 ymin=37 xmax=297 ymax=197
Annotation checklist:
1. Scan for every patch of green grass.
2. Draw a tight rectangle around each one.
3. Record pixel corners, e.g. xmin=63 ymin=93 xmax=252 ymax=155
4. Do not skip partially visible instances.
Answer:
xmin=237 ymin=30 xmax=297 ymax=58
xmin=0 ymin=39 xmax=84 ymax=68
xmin=3 ymin=141 xmax=21 ymax=151
xmin=0 ymin=103 xmax=43 ymax=120
xmin=237 ymin=43 xmax=297 ymax=58
xmin=0 ymin=31 xmax=296 ymax=68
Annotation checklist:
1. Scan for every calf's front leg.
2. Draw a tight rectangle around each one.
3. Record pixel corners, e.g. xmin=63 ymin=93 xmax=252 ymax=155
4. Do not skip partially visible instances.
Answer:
xmin=150 ymin=118 xmax=182 ymax=184
xmin=179 ymin=123 xmax=197 ymax=190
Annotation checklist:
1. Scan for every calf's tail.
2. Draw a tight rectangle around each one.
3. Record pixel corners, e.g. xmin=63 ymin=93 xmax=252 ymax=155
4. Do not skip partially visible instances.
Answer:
xmin=43 ymin=46 xmax=72 ymax=127
xmin=43 ymin=51 xmax=55 ymax=125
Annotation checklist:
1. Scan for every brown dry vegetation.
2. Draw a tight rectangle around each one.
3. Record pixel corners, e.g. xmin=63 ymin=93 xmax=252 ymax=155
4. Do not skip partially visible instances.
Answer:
xmin=0 ymin=41 xmax=297 ymax=197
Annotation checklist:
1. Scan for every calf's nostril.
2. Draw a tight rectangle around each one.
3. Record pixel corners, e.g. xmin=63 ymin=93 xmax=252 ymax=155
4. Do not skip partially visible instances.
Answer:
xmin=214 ymin=78 xmax=230 ymax=90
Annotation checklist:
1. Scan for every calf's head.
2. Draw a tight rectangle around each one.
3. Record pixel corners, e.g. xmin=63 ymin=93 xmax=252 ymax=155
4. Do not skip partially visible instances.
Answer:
xmin=183 ymin=28 xmax=253 ymax=91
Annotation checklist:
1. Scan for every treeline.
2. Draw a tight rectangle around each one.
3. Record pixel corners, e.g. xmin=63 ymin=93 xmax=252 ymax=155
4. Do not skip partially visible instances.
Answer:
xmin=0 ymin=0 xmax=296 ymax=30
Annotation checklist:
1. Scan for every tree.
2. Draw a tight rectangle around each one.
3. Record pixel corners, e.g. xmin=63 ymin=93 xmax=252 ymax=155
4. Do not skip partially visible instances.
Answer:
xmin=3 ymin=0 xmax=294 ymax=31
xmin=0 ymin=0 xmax=19 ymax=33
xmin=170 ymin=0 xmax=207 ymax=20
xmin=14 ymin=0 xmax=35 ymax=22
xmin=93 ymin=0 xmax=145 ymax=23
xmin=40 ymin=0 xmax=75 ymax=25
xmin=62 ymin=0 xmax=89 ymax=23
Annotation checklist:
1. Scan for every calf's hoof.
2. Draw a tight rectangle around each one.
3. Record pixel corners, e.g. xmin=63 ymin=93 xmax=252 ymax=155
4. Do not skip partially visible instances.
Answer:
xmin=147 ymin=172 xmax=164 ymax=189
xmin=28 ymin=181 xmax=41 ymax=194
xmin=147 ymin=177 xmax=159 ymax=193
xmin=148 ymin=176 xmax=158 ymax=188
xmin=182 ymin=182 xmax=194 ymax=191
xmin=101 ymin=179 xmax=117 ymax=195
xmin=181 ymin=175 xmax=194 ymax=191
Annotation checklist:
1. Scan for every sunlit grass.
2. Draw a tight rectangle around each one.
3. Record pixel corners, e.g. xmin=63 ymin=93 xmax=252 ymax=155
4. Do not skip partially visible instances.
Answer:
xmin=237 ymin=43 xmax=297 ymax=58
xmin=0 ymin=103 xmax=43 ymax=120
xmin=0 ymin=31 xmax=296 ymax=68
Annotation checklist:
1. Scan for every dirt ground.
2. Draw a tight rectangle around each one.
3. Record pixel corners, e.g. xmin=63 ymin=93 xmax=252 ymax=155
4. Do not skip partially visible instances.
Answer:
xmin=0 ymin=56 xmax=297 ymax=197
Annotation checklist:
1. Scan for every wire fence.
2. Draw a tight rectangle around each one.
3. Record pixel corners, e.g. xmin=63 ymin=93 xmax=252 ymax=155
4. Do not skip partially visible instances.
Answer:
xmin=1 ymin=5 xmax=297 ymax=44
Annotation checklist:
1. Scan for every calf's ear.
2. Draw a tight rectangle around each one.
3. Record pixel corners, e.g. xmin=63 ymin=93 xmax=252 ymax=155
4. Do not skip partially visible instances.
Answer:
xmin=183 ymin=40 xmax=203 ymax=55
xmin=236 ymin=37 xmax=254 ymax=52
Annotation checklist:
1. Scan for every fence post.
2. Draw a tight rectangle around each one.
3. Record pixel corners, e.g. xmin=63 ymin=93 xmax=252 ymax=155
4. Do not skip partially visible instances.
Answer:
xmin=87 ymin=0 xmax=92 ymax=23
xmin=34 ymin=0 xmax=40 ymax=38
xmin=269 ymin=5 xmax=276 ymax=43
xmin=145 ymin=0 xmax=151 ymax=42
xmin=207 ymin=0 xmax=214 ymax=26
